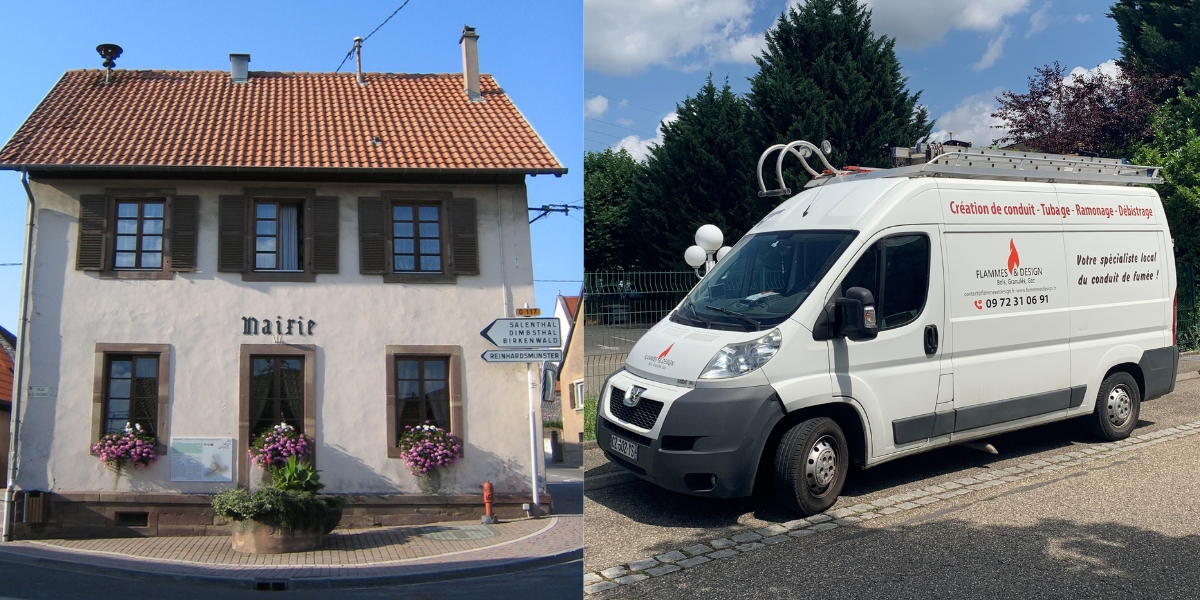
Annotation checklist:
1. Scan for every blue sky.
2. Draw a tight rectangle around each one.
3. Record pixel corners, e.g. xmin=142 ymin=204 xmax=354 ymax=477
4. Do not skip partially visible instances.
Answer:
xmin=585 ymin=0 xmax=1122 ymax=161
xmin=0 ymin=0 xmax=582 ymax=334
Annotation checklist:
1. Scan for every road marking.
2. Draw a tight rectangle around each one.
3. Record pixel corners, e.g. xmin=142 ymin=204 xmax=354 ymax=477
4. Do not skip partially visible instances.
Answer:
xmin=583 ymin=420 xmax=1200 ymax=595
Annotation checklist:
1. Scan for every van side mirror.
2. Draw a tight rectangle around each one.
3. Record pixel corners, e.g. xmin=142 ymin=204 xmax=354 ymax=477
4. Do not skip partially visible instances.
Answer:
xmin=835 ymin=287 xmax=878 ymax=341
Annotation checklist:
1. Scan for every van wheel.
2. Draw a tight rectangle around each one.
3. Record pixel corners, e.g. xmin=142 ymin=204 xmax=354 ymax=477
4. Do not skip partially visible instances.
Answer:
xmin=774 ymin=417 xmax=848 ymax=515
xmin=1087 ymin=372 xmax=1141 ymax=441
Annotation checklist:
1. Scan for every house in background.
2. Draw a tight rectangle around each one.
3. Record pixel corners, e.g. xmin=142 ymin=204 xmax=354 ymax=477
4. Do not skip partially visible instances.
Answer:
xmin=0 ymin=326 xmax=14 ymax=489
xmin=0 ymin=27 xmax=566 ymax=538
xmin=554 ymin=292 xmax=580 ymax=356
xmin=557 ymin=296 xmax=584 ymax=465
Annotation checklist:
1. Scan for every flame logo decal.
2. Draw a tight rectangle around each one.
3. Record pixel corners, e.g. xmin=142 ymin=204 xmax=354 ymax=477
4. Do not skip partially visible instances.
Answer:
xmin=658 ymin=344 xmax=675 ymax=360
xmin=1007 ymin=239 xmax=1020 ymax=274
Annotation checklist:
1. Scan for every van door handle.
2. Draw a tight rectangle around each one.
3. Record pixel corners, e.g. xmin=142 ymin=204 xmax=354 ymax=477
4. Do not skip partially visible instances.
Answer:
xmin=924 ymin=325 xmax=939 ymax=355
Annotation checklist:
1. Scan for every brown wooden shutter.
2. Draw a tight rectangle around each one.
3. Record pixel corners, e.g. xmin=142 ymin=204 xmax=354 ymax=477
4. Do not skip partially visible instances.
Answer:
xmin=218 ymin=195 xmax=248 ymax=273
xmin=311 ymin=196 xmax=339 ymax=274
xmin=76 ymin=195 xmax=109 ymax=271
xmin=358 ymin=197 xmax=387 ymax=275
xmin=449 ymin=198 xmax=479 ymax=276
xmin=169 ymin=196 xmax=199 ymax=272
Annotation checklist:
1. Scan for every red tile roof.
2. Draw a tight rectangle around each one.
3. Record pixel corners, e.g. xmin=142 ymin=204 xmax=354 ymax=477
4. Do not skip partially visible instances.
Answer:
xmin=563 ymin=295 xmax=581 ymax=320
xmin=0 ymin=70 xmax=564 ymax=174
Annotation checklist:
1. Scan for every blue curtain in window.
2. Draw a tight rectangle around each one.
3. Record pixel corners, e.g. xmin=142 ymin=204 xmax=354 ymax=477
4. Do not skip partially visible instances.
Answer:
xmin=280 ymin=205 xmax=299 ymax=270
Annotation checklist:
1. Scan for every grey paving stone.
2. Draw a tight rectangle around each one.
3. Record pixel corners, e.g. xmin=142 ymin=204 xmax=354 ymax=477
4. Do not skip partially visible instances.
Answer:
xmin=909 ymin=489 xmax=931 ymax=498
xmin=808 ymin=514 xmax=833 ymax=523
xmin=655 ymin=550 xmax=687 ymax=563
xmin=1001 ymin=475 xmax=1023 ymax=482
xmin=762 ymin=535 xmax=789 ymax=545
xmin=858 ymin=511 xmax=880 ymax=520
xmin=974 ymin=472 xmax=997 ymax=481
xmin=966 ymin=483 xmax=988 ymax=491
xmin=585 ymin=582 xmax=620 ymax=594
xmin=880 ymin=506 xmax=902 ymax=514
xmin=584 ymin=572 xmax=603 ymax=585
xmin=735 ymin=542 xmax=765 ymax=552
xmin=645 ymin=564 xmax=682 ymax=577
xmin=835 ymin=517 xmax=863 ymax=525
xmin=829 ymin=508 xmax=857 ymax=519
xmin=782 ymin=519 xmax=812 ymax=530
xmin=936 ymin=492 xmax=958 ymax=499
xmin=789 ymin=529 xmax=815 ymax=538
xmin=600 ymin=566 xmax=629 ymax=579
xmin=755 ymin=525 xmax=788 ymax=537
xmin=627 ymin=558 xmax=659 ymax=572
xmin=915 ymin=496 xmax=940 ymax=505
xmin=940 ymin=481 xmax=963 ymax=490
xmin=923 ymin=485 xmax=946 ymax=494
xmin=1030 ymin=459 xmax=1050 ymax=466
xmin=954 ymin=477 xmax=980 ymax=486
xmin=731 ymin=531 xmax=763 ymax=543
xmin=709 ymin=548 xmax=739 ymax=559
xmin=810 ymin=522 xmax=839 ymax=532
xmin=682 ymin=544 xmax=713 ymax=556
xmin=1067 ymin=451 xmax=1086 ymax=458
xmin=850 ymin=503 xmax=876 ymax=513
xmin=677 ymin=556 xmax=711 ymax=568
xmin=872 ymin=497 xmax=897 ymax=507
xmin=614 ymin=574 xmax=649 ymax=585
xmin=896 ymin=501 xmax=920 ymax=509
xmin=1018 ymin=462 xmax=1039 ymax=470
xmin=709 ymin=538 xmax=736 ymax=549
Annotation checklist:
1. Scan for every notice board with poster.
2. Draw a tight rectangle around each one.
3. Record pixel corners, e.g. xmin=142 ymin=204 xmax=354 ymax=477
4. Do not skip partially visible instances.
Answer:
xmin=170 ymin=437 xmax=235 ymax=482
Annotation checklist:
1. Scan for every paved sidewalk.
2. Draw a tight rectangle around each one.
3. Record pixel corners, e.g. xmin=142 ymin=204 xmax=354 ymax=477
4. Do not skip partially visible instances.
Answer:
xmin=0 ymin=514 xmax=581 ymax=590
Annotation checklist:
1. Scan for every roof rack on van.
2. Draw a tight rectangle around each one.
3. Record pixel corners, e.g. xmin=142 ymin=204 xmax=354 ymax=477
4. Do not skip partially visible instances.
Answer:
xmin=756 ymin=141 xmax=1164 ymax=196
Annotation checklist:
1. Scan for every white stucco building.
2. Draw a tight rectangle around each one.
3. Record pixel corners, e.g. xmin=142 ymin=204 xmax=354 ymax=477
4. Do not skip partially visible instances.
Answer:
xmin=0 ymin=29 xmax=565 ymax=538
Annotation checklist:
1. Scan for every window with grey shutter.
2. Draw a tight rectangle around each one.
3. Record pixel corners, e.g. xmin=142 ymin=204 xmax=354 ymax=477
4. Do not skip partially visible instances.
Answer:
xmin=77 ymin=195 xmax=109 ymax=271
xmin=449 ymin=198 xmax=479 ymax=276
xmin=218 ymin=195 xmax=249 ymax=272
xmin=169 ymin=196 xmax=199 ymax=272
xmin=359 ymin=197 xmax=388 ymax=274
xmin=311 ymin=197 xmax=339 ymax=274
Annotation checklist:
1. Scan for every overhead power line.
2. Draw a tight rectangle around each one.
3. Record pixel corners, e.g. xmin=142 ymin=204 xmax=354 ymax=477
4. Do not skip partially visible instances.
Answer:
xmin=336 ymin=0 xmax=414 ymax=72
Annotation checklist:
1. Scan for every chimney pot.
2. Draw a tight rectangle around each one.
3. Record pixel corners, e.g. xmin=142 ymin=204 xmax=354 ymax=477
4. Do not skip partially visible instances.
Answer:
xmin=230 ymin=54 xmax=250 ymax=83
xmin=460 ymin=25 xmax=481 ymax=101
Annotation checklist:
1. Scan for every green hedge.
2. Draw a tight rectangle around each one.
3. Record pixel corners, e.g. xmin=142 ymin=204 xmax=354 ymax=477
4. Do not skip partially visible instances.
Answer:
xmin=583 ymin=397 xmax=598 ymax=441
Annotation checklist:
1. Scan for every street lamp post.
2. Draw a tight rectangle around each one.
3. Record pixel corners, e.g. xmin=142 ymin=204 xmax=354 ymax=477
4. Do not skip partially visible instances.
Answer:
xmin=685 ymin=224 xmax=732 ymax=278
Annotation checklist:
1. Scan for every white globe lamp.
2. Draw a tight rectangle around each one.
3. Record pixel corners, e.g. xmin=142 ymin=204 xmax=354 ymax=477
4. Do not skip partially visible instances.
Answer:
xmin=695 ymin=224 xmax=724 ymax=252
xmin=684 ymin=245 xmax=707 ymax=269
xmin=716 ymin=246 xmax=732 ymax=262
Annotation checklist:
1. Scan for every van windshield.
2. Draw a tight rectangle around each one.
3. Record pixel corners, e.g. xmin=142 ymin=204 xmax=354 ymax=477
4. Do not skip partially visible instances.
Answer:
xmin=676 ymin=230 xmax=856 ymax=330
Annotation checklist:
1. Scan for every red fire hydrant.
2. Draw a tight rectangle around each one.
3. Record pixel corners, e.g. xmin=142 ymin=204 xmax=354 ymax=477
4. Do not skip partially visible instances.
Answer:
xmin=481 ymin=481 xmax=498 ymax=524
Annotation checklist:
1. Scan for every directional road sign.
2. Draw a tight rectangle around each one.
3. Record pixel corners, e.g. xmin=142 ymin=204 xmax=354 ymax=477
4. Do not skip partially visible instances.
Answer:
xmin=480 ymin=318 xmax=561 ymax=349
xmin=481 ymin=349 xmax=563 ymax=363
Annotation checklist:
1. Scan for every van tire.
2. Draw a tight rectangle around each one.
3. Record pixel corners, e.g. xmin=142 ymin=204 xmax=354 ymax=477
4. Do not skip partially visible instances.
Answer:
xmin=774 ymin=417 xmax=848 ymax=515
xmin=1088 ymin=372 xmax=1141 ymax=441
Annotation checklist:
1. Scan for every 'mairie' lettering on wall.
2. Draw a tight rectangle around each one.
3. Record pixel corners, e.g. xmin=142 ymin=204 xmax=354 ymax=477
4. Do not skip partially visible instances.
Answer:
xmin=242 ymin=316 xmax=316 ymax=336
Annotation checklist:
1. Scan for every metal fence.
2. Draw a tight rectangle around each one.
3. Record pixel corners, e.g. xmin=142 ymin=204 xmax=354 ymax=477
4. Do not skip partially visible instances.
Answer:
xmin=582 ymin=271 xmax=698 ymax=399
xmin=1178 ymin=262 xmax=1198 ymax=352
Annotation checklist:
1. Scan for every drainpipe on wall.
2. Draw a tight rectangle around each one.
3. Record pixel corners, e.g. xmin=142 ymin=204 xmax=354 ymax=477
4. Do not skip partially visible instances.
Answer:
xmin=2 ymin=170 xmax=36 ymax=542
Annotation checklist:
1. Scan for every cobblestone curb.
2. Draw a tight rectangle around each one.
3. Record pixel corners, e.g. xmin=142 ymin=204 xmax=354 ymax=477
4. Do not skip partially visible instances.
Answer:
xmin=583 ymin=420 xmax=1200 ymax=595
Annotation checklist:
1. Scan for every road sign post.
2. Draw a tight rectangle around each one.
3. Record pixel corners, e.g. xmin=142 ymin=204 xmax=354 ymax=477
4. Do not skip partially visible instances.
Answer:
xmin=480 ymin=314 xmax=562 ymax=517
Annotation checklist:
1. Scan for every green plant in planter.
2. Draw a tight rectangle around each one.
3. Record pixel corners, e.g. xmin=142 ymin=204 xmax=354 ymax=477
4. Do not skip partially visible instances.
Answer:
xmin=273 ymin=456 xmax=324 ymax=493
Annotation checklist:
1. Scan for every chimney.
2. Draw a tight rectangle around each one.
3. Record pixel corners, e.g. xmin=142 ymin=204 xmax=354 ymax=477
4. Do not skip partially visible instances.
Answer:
xmin=354 ymin=37 xmax=365 ymax=86
xmin=460 ymin=25 xmax=481 ymax=101
xmin=230 ymin=54 xmax=250 ymax=83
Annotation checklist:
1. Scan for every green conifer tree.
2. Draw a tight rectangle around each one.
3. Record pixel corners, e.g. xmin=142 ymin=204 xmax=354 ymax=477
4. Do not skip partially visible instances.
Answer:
xmin=584 ymin=148 xmax=644 ymax=272
xmin=748 ymin=0 xmax=932 ymax=188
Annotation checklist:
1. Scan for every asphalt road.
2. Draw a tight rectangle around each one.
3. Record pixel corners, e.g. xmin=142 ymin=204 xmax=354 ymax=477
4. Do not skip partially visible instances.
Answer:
xmin=584 ymin=362 xmax=1200 ymax=586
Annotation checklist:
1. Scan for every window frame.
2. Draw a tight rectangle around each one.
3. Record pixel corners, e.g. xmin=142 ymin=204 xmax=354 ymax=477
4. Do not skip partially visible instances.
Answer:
xmin=838 ymin=232 xmax=932 ymax=332
xmin=91 ymin=343 xmax=170 ymax=453
xmin=252 ymin=198 xmax=306 ymax=274
xmin=573 ymin=380 xmax=585 ymax=412
xmin=238 ymin=344 xmax=316 ymax=487
xmin=385 ymin=345 xmax=463 ymax=458
xmin=240 ymin=189 xmax=318 ymax=283
xmin=98 ymin=188 xmax=179 ymax=280
xmin=390 ymin=202 xmax=447 ymax=276
xmin=248 ymin=355 xmax=307 ymax=436
xmin=383 ymin=193 xmax=455 ymax=284
xmin=112 ymin=199 xmax=166 ymax=271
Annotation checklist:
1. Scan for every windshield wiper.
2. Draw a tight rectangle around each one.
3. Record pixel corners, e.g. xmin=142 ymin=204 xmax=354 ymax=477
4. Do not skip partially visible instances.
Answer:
xmin=705 ymin=305 xmax=761 ymax=330
xmin=686 ymin=299 xmax=714 ymax=328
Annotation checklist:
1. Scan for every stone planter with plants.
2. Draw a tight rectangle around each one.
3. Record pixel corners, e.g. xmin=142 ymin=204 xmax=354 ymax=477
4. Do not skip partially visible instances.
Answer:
xmin=211 ymin=423 xmax=344 ymax=553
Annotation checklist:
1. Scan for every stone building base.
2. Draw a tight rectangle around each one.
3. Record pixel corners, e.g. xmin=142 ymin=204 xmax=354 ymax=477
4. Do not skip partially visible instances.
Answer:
xmin=10 ymin=490 xmax=550 ymax=540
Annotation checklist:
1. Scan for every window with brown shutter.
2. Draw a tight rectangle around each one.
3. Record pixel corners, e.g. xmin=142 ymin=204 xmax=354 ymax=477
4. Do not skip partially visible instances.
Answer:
xmin=366 ymin=193 xmax=478 ymax=284
xmin=229 ymin=190 xmax=338 ymax=282
xmin=384 ymin=345 xmax=463 ymax=458
xmin=77 ymin=191 xmax=193 ymax=280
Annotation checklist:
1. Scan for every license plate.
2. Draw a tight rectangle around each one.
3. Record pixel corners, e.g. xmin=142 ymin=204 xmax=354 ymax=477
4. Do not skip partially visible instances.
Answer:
xmin=609 ymin=434 xmax=639 ymax=462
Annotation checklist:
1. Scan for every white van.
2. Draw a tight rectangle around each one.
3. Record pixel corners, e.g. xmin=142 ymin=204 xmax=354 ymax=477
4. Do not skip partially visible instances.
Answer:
xmin=596 ymin=144 xmax=1179 ymax=515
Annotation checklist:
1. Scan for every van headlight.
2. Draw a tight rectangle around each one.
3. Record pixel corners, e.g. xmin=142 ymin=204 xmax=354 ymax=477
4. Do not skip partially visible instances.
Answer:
xmin=699 ymin=329 xmax=782 ymax=379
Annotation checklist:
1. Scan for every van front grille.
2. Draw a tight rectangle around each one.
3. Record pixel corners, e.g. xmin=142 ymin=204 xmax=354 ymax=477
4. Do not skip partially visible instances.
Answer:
xmin=608 ymin=387 xmax=664 ymax=430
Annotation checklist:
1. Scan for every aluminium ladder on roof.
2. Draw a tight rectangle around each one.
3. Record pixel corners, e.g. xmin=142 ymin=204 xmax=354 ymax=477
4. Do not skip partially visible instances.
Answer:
xmin=755 ymin=141 xmax=1164 ymax=197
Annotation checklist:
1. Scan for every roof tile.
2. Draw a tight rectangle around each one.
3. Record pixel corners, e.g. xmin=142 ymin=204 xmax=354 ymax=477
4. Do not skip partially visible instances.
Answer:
xmin=0 ymin=70 xmax=563 ymax=173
